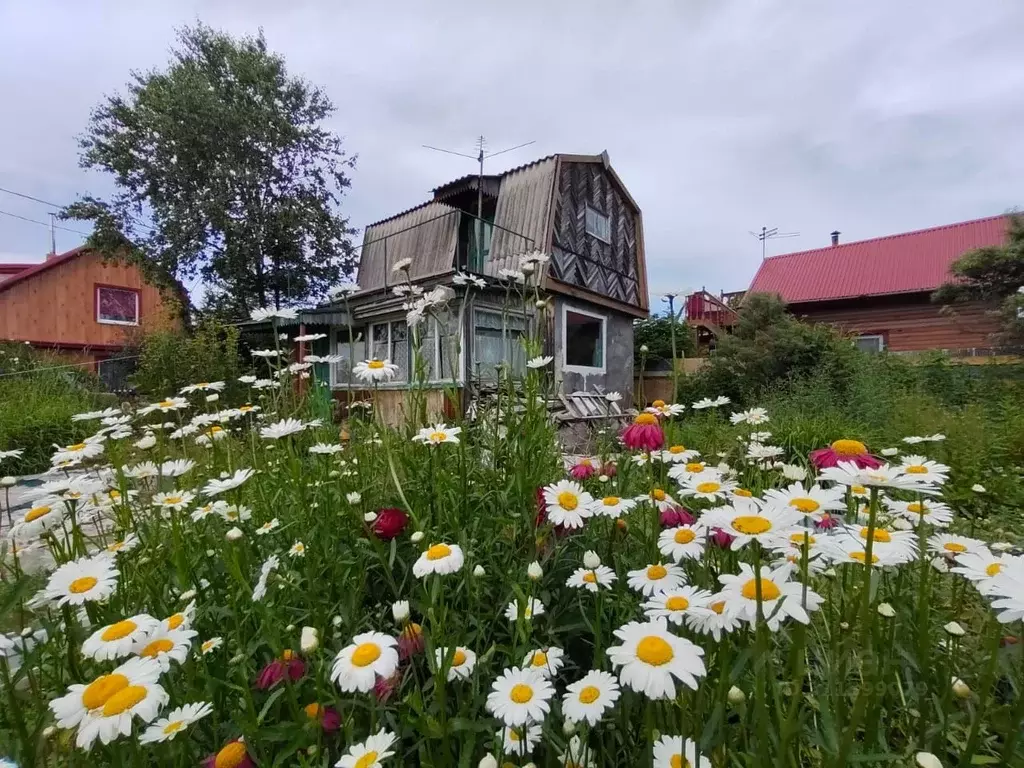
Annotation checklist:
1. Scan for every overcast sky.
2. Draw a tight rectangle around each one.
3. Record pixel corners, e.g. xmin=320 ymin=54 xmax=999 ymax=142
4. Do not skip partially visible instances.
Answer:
xmin=1 ymin=0 xmax=1022 ymax=303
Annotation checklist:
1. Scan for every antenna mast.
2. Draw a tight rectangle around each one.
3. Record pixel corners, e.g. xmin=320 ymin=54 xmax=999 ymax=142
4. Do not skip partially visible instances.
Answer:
xmin=749 ymin=226 xmax=800 ymax=259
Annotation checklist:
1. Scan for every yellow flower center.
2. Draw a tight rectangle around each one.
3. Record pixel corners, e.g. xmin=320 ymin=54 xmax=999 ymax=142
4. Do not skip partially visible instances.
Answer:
xmin=852 ymin=485 xmax=867 ymax=494
xmin=635 ymin=413 xmax=658 ymax=426
xmin=636 ymin=635 xmax=674 ymax=666
xmin=665 ymin=596 xmax=690 ymax=611
xmin=734 ymin=488 xmax=753 ymax=497
xmin=202 ymin=640 xmax=218 ymax=652
xmin=859 ymin=527 xmax=891 ymax=543
xmin=670 ymin=755 xmax=692 ymax=768
xmin=685 ymin=462 xmax=704 ymax=473
xmin=351 ymin=642 xmax=382 ymax=667
xmin=669 ymin=445 xmax=686 ymax=454
xmin=674 ymin=528 xmax=696 ymax=544
xmin=509 ymin=683 xmax=534 ymax=703
xmin=986 ymin=563 xmax=1003 ymax=577
xmin=166 ymin=614 xmax=185 ymax=630
xmin=163 ymin=720 xmax=185 ymax=735
xmin=304 ymin=703 xmax=321 ymax=719
xmin=426 ymin=544 xmax=452 ymax=561
xmin=509 ymin=728 xmax=522 ymax=742
xmin=908 ymin=502 xmax=926 ymax=514
xmin=430 ymin=432 xmax=448 ymax=442
xmin=557 ymin=491 xmax=579 ymax=511
xmin=282 ymin=649 xmax=296 ymax=661
xmin=25 ymin=505 xmax=52 ymax=522
xmin=602 ymin=496 xmax=620 ymax=506
xmin=652 ymin=489 xmax=667 ymax=501
xmin=732 ymin=516 xmax=771 ymax=535
xmin=790 ymin=498 xmax=820 ymax=514
xmin=214 ymin=742 xmax=249 ymax=768
xmin=832 ymin=439 xmax=867 ymax=456
xmin=81 ymin=673 xmax=129 ymax=710
xmin=158 ymin=400 xmax=175 ymax=408
xmin=578 ymin=685 xmax=602 ymax=704
xmin=353 ymin=752 xmax=379 ymax=768
xmin=367 ymin=360 xmax=385 ymax=370
xmin=210 ymin=426 xmax=223 ymax=434
xmin=102 ymin=685 xmax=147 ymax=716
xmin=789 ymin=532 xmax=816 ymax=545
xmin=653 ymin=399 xmax=666 ymax=408
xmin=944 ymin=543 xmax=967 ymax=553
xmin=710 ymin=601 xmax=726 ymax=615
xmin=140 ymin=638 xmax=174 ymax=657
xmin=198 ymin=382 xmax=209 ymax=388
xmin=583 ymin=571 xmax=598 ymax=584
xmin=69 ymin=576 xmax=98 ymax=594
xmin=850 ymin=551 xmax=880 ymax=564
xmin=905 ymin=465 xmax=928 ymax=474
xmin=452 ymin=650 xmax=467 ymax=666
xmin=741 ymin=578 xmax=781 ymax=601
xmin=164 ymin=496 xmax=183 ymax=505
xmin=695 ymin=482 xmax=720 ymax=494
xmin=239 ymin=405 xmax=254 ymax=412
xmin=530 ymin=651 xmax=548 ymax=667
xmin=68 ymin=443 xmax=87 ymax=451
xmin=100 ymin=620 xmax=138 ymax=642
xmin=646 ymin=564 xmax=668 ymax=580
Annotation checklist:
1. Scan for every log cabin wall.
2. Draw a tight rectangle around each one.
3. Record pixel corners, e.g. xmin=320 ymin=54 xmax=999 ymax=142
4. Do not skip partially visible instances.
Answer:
xmin=790 ymin=294 xmax=1001 ymax=352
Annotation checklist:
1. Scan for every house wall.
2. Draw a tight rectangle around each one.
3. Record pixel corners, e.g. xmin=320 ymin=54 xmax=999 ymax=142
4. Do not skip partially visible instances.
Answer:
xmin=553 ymin=296 xmax=634 ymax=397
xmin=790 ymin=294 xmax=1002 ymax=352
xmin=0 ymin=251 xmax=180 ymax=355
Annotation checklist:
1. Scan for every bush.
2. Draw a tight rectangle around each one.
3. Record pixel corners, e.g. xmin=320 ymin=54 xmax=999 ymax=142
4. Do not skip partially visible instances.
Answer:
xmin=131 ymin=319 xmax=241 ymax=397
xmin=633 ymin=315 xmax=696 ymax=369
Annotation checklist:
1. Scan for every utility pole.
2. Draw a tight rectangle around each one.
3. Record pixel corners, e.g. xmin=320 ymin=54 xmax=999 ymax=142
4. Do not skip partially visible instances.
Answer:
xmin=48 ymin=212 xmax=57 ymax=256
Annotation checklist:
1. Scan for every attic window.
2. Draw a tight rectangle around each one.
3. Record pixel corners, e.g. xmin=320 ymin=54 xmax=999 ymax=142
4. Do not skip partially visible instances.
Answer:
xmin=585 ymin=205 xmax=611 ymax=243
xmin=96 ymin=286 xmax=139 ymax=326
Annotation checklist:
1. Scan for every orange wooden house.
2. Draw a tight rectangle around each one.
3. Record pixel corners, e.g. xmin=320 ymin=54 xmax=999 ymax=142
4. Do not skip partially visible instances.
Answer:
xmin=0 ymin=247 xmax=182 ymax=383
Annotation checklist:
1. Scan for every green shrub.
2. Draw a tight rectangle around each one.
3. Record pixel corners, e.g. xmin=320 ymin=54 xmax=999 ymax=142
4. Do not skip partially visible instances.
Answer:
xmin=131 ymin=319 xmax=241 ymax=397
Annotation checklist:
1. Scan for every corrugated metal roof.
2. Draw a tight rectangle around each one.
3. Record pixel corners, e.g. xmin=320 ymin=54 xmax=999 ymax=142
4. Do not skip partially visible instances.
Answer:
xmin=356 ymin=202 xmax=460 ymax=291
xmin=486 ymin=156 xmax=558 ymax=276
xmin=746 ymin=215 xmax=1011 ymax=303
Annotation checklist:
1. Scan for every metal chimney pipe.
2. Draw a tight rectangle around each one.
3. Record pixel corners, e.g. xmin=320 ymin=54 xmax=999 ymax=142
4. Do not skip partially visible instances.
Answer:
xmin=830 ymin=230 xmax=840 ymax=246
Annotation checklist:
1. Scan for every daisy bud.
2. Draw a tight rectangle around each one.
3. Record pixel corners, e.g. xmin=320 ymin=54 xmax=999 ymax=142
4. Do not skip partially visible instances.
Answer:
xmin=346 ymin=491 xmax=362 ymax=504
xmin=363 ymin=512 xmax=378 ymax=523
xmin=915 ymin=753 xmax=943 ymax=768
xmin=331 ymin=615 xmax=343 ymax=627
xmin=640 ymin=344 xmax=649 ymax=353
xmin=42 ymin=726 xmax=56 ymax=738
xmin=180 ymin=589 xmax=197 ymax=601
xmin=205 ymin=393 xmax=219 ymax=403
xmin=229 ymin=653 xmax=246 ymax=665
xmin=307 ymin=745 xmax=318 ymax=757
xmin=527 ymin=561 xmax=543 ymax=581
xmin=840 ymin=622 xmax=849 ymax=631
xmin=535 ymin=299 xmax=546 ymax=309
xmin=135 ymin=434 xmax=157 ymax=450
xmin=329 ymin=470 xmax=340 ymax=478
xmin=583 ymin=550 xmax=602 ymax=569
xmin=300 ymin=626 xmax=319 ymax=653
xmin=951 ymin=677 xmax=971 ymax=699
xmin=944 ymin=621 xmax=966 ymax=637
xmin=727 ymin=686 xmax=746 ymax=705
xmin=473 ymin=565 xmax=485 ymax=577
xmin=286 ymin=624 xmax=296 ymax=632
xmin=880 ymin=447 xmax=899 ymax=457
xmin=562 ymin=718 xmax=576 ymax=735
xmin=225 ymin=527 xmax=244 ymax=541
xmin=411 ymin=531 xmax=424 ymax=543
xmin=1 ymin=476 xmax=16 ymax=487
xmin=598 ymin=474 xmax=609 ymax=483
xmin=877 ymin=603 xmax=896 ymax=618
xmin=200 ymin=579 xmax=210 ymax=589
xmin=205 ymin=549 xmax=215 ymax=557
xmin=478 ymin=756 xmax=498 ymax=768
xmin=392 ymin=600 xmax=410 ymax=624
xmin=991 ymin=542 xmax=1014 ymax=552
xmin=971 ymin=484 xmax=986 ymax=493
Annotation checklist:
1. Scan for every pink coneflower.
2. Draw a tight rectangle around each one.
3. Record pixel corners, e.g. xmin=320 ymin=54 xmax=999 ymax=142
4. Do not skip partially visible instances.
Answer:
xmin=621 ymin=413 xmax=665 ymax=452
xmin=255 ymin=649 xmax=305 ymax=690
xmin=374 ymin=669 xmax=404 ymax=703
xmin=372 ymin=507 xmax=409 ymax=540
xmin=708 ymin=527 xmax=735 ymax=549
xmin=204 ymin=740 xmax=254 ymax=768
xmin=569 ymin=457 xmax=598 ymax=480
xmin=397 ymin=623 xmax=424 ymax=660
xmin=660 ymin=505 xmax=695 ymax=528
xmin=304 ymin=703 xmax=341 ymax=732
xmin=809 ymin=439 xmax=883 ymax=470
xmin=602 ymin=461 xmax=617 ymax=478
xmin=814 ymin=513 xmax=840 ymax=531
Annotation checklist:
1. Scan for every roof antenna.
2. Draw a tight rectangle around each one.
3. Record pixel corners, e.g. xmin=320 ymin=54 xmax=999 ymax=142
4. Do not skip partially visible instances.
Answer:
xmin=422 ymin=137 xmax=536 ymax=221
xmin=748 ymin=226 xmax=800 ymax=260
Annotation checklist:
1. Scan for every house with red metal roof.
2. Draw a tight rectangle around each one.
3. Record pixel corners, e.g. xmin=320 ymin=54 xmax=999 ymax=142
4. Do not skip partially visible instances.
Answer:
xmin=0 ymin=247 xmax=182 ymax=385
xmin=745 ymin=215 xmax=1011 ymax=355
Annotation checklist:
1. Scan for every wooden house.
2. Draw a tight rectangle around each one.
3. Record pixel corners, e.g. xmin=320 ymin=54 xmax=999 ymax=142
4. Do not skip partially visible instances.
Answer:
xmin=745 ymin=216 xmax=1010 ymax=355
xmin=0 ymin=247 xmax=182 ymax=385
xmin=289 ymin=152 xmax=649 ymax=418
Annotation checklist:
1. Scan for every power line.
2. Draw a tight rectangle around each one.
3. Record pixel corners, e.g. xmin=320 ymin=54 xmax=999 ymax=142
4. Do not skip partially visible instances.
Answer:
xmin=0 ymin=186 xmax=61 ymax=209
xmin=0 ymin=354 xmax=140 ymax=378
xmin=0 ymin=209 xmax=91 ymax=237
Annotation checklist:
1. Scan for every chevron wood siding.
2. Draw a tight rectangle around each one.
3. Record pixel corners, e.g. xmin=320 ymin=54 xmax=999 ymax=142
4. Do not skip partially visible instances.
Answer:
xmin=550 ymin=163 xmax=641 ymax=307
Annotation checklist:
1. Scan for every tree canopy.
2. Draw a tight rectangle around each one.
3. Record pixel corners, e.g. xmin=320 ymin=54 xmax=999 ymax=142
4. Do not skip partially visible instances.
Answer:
xmin=64 ymin=23 xmax=356 ymax=317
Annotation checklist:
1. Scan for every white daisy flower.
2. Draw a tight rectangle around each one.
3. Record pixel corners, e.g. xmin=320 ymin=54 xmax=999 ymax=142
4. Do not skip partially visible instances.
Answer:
xmin=762 ymin=482 xmax=845 ymax=519
xmin=653 ymin=735 xmax=711 ymax=768
xmin=730 ymin=407 xmax=769 ymax=425
xmin=152 ymin=490 xmax=196 ymax=511
xmin=685 ymin=595 xmax=743 ymax=641
xmin=49 ymin=656 xmax=162 ymax=740
xmin=627 ymin=562 xmax=686 ymax=597
xmin=566 ymin=565 xmax=617 ymax=592
xmin=218 ymin=504 xmax=252 ymax=523
xmin=821 ymin=538 xmax=913 ymax=569
xmin=606 ymin=618 xmax=706 ymax=699
xmin=289 ymin=541 xmax=307 ymax=558
xmin=51 ymin=438 xmax=105 ymax=465
xmin=700 ymin=502 xmax=800 ymax=551
xmin=504 ymin=598 xmax=546 ymax=623
xmin=591 ymin=494 xmax=636 ymax=518
xmin=104 ymin=534 xmax=141 ymax=556
xmin=82 ymin=615 xmax=159 ymax=662
xmin=202 ymin=468 xmax=256 ymax=496
xmin=522 ymin=647 xmax=565 ymax=678
xmin=559 ymin=735 xmax=596 ymax=768
xmin=541 ymin=480 xmax=594 ymax=529
xmin=435 ymin=646 xmax=476 ymax=681
xmin=526 ymin=355 xmax=554 ymax=369
xmin=928 ymin=533 xmax=987 ymax=557
xmin=499 ymin=724 xmax=542 ymax=757
xmin=256 ymin=518 xmax=281 ymax=536
xmin=412 ymin=423 xmax=462 ymax=446
xmin=645 ymin=401 xmax=686 ymax=418
xmin=331 ymin=633 xmax=400 ymax=693
xmin=161 ymin=600 xmax=196 ymax=632
xmin=73 ymin=677 xmax=169 ymax=750
xmin=191 ymin=500 xmax=226 ymax=522
xmin=658 ymin=525 xmax=707 ymax=562
xmin=139 ymin=701 xmax=213 ymax=743
xmin=123 ymin=461 xmax=159 ymax=479
xmin=562 ymin=670 xmax=620 ymax=726
xmin=639 ymin=487 xmax=681 ymax=512
xmin=159 ymin=459 xmax=196 ymax=477
xmin=659 ymin=445 xmax=701 ymax=463
xmin=309 ymin=442 xmax=343 ymax=455
xmin=44 ymin=554 xmax=119 ymax=607
xmin=897 ymin=455 xmax=950 ymax=485
xmin=8 ymin=501 xmax=64 ymax=539
xmin=412 ymin=543 xmax=465 ymax=578
xmin=138 ymin=397 xmax=189 ymax=416
xmin=719 ymin=562 xmax=823 ymax=631
xmin=353 ymin=359 xmax=400 ymax=383
xmin=643 ymin=586 xmax=712 ymax=625
xmin=336 ymin=730 xmax=398 ymax=768
xmin=950 ymin=549 xmax=1013 ymax=594
xmin=835 ymin=524 xmax=919 ymax=564
xmin=260 ymin=418 xmax=306 ymax=440
xmin=485 ymin=667 xmax=555 ymax=726
xmin=72 ymin=407 xmax=123 ymax=422
xmin=819 ymin=461 xmax=940 ymax=495
xmin=886 ymin=499 xmax=955 ymax=528
xmin=133 ymin=627 xmax=198 ymax=672
xmin=252 ymin=555 xmax=280 ymax=602
xmin=676 ymin=472 xmax=737 ymax=501
xmin=200 ymin=637 xmax=223 ymax=655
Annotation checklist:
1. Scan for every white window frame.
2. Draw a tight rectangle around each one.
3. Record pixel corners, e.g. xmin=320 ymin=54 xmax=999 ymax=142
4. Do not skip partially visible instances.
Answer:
xmin=367 ymin=320 xmax=409 ymax=384
xmin=95 ymin=286 xmax=140 ymax=326
xmin=329 ymin=326 xmax=365 ymax=388
xmin=472 ymin=308 xmax=528 ymax=380
xmin=585 ymin=204 xmax=611 ymax=244
xmin=854 ymin=334 xmax=885 ymax=353
xmin=562 ymin=303 xmax=607 ymax=374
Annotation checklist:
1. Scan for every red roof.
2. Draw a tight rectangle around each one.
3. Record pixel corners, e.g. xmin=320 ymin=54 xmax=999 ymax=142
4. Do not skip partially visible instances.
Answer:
xmin=0 ymin=247 xmax=89 ymax=293
xmin=746 ymin=215 xmax=1011 ymax=304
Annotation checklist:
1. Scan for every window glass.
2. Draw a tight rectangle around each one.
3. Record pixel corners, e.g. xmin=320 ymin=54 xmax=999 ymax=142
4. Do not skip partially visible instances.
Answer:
xmin=565 ymin=309 xmax=605 ymax=369
xmin=854 ymin=335 xmax=884 ymax=354
xmin=97 ymin=287 xmax=139 ymax=324
xmin=473 ymin=310 xmax=526 ymax=379
xmin=585 ymin=205 xmax=611 ymax=243
xmin=390 ymin=321 xmax=409 ymax=382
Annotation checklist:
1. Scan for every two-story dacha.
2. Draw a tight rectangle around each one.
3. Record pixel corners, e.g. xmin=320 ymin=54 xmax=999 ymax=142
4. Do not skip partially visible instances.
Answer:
xmin=295 ymin=152 xmax=649 ymax=419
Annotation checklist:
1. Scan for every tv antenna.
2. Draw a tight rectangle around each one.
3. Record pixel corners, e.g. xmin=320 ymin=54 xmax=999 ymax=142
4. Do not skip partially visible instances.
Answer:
xmin=422 ymin=136 xmax=535 ymax=221
xmin=749 ymin=226 xmax=800 ymax=260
